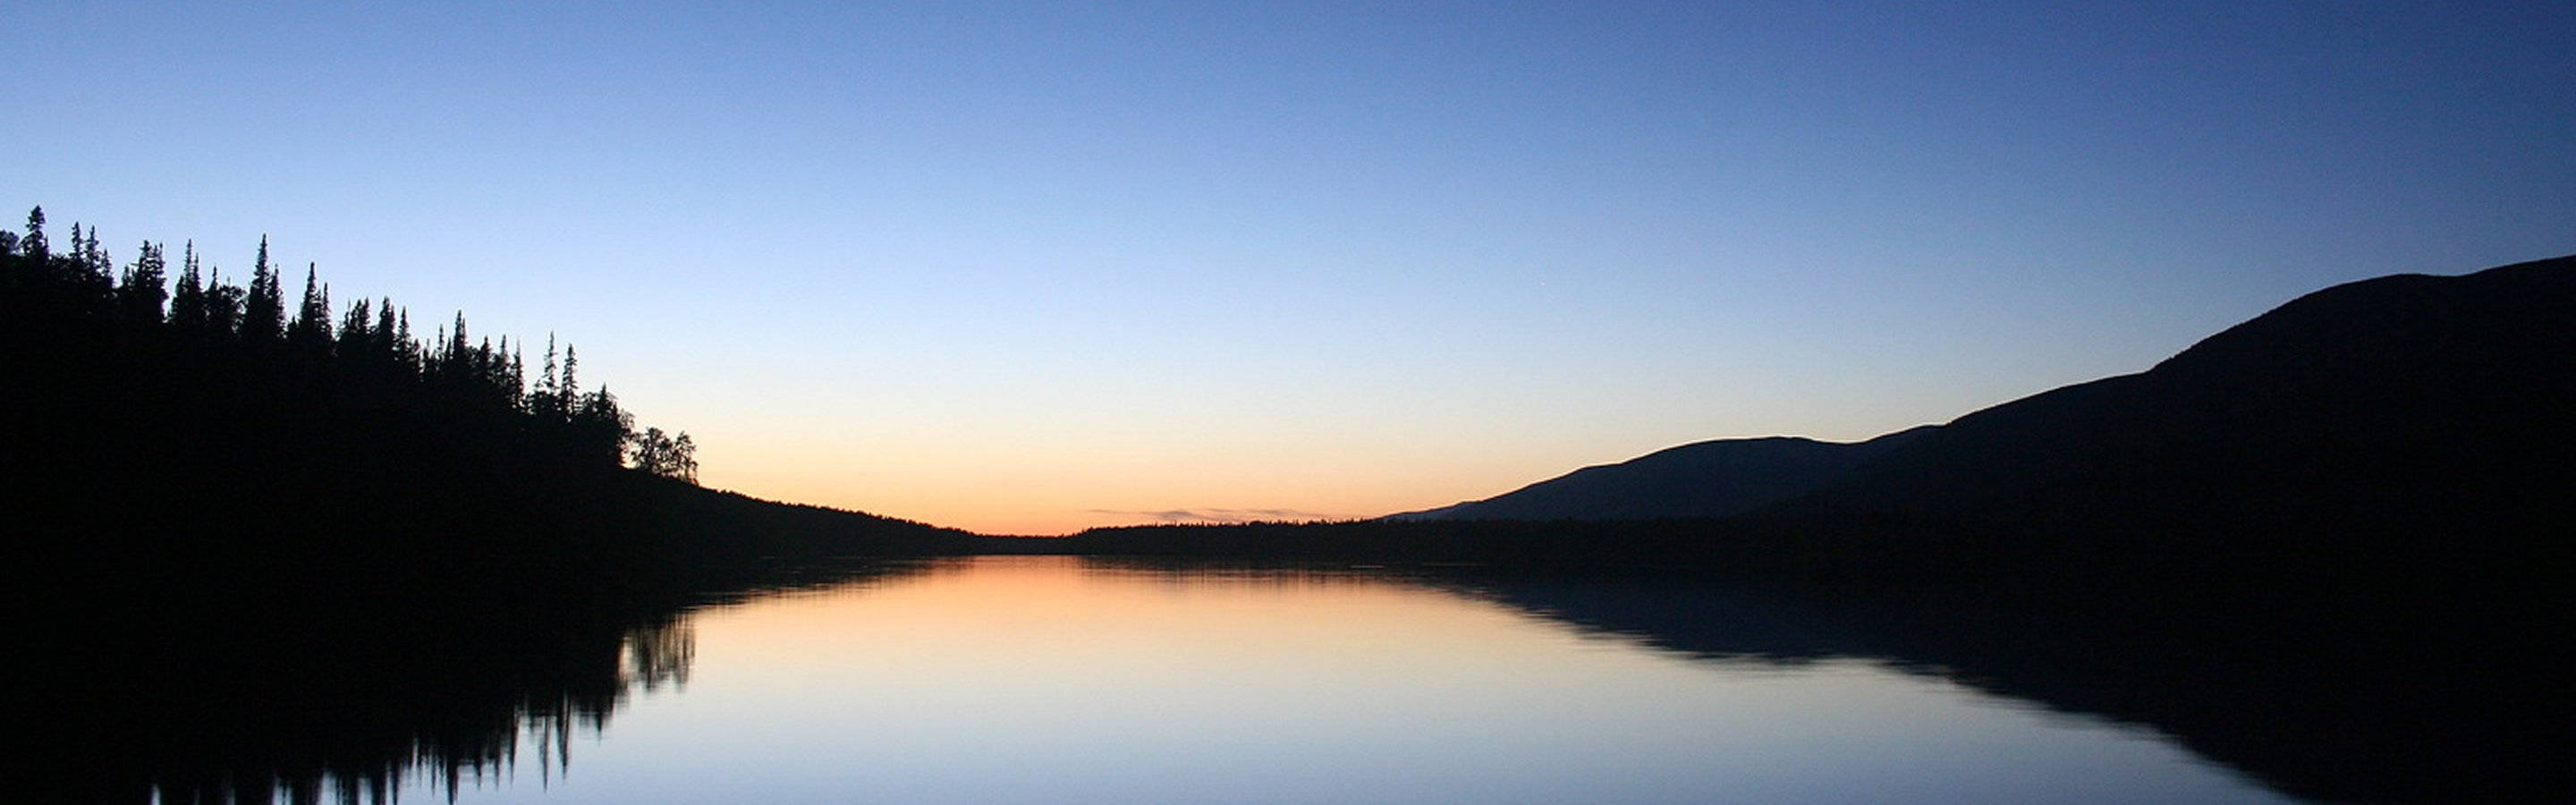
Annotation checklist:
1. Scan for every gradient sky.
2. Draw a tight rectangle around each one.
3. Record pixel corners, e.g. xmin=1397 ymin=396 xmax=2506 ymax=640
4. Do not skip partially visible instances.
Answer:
xmin=12 ymin=2 xmax=2572 ymax=533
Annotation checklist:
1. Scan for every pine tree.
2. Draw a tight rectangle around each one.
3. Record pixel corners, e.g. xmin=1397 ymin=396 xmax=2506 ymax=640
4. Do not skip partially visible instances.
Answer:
xmin=170 ymin=242 xmax=208 ymax=332
xmin=559 ymin=343 xmax=580 ymax=414
xmin=536 ymin=333 xmax=560 ymax=415
xmin=115 ymin=241 xmax=169 ymax=325
xmin=21 ymin=207 xmax=47 ymax=258
xmin=82 ymin=225 xmax=110 ymax=275
xmin=241 ymin=236 xmax=284 ymax=343
xmin=339 ymin=297 xmax=375 ymax=357
xmin=205 ymin=266 xmax=246 ymax=335
xmin=511 ymin=345 xmax=526 ymax=405
xmin=375 ymin=299 xmax=400 ymax=364
xmin=477 ymin=335 xmax=497 ymax=395
xmin=65 ymin=223 xmax=114 ymax=308
xmin=395 ymin=308 xmax=416 ymax=372
xmin=446 ymin=312 xmax=470 ymax=380
xmin=288 ymin=263 xmax=333 ymax=349
xmin=573 ymin=383 xmax=630 ymax=467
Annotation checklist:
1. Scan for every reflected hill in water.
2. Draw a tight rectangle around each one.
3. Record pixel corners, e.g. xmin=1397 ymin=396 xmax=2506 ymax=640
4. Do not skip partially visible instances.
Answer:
xmin=1423 ymin=566 xmax=2555 ymax=804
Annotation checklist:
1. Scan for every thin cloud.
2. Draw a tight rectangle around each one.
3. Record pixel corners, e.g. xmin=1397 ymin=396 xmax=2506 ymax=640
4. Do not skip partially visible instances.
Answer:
xmin=1086 ymin=507 xmax=1341 ymax=525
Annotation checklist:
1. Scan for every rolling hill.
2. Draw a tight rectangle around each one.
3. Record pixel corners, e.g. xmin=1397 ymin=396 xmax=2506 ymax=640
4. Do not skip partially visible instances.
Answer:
xmin=1387 ymin=428 xmax=1931 ymax=521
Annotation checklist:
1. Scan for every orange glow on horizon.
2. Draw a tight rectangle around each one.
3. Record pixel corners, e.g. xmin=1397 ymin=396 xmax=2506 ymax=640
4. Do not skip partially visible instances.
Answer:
xmin=693 ymin=444 xmax=1560 ymax=536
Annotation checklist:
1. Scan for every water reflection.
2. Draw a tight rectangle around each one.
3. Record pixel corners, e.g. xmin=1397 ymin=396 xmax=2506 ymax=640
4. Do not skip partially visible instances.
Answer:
xmin=1406 ymin=564 xmax=2563 ymax=803
xmin=30 ymin=560 xmax=936 ymax=804
xmin=372 ymin=556 xmax=2285 ymax=804
xmin=52 ymin=555 xmax=2477 ymax=802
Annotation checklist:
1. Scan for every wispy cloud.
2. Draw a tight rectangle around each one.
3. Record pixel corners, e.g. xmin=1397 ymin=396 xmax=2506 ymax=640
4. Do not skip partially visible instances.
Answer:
xmin=1086 ymin=507 xmax=1341 ymax=525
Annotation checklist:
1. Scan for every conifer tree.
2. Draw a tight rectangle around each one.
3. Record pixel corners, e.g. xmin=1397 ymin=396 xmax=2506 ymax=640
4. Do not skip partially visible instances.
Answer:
xmin=559 ymin=343 xmax=580 ymax=417
xmin=395 ymin=308 xmax=415 ymax=371
xmin=445 ymin=312 xmax=470 ymax=381
xmin=170 ymin=242 xmax=208 ymax=332
xmin=21 ymin=207 xmax=47 ymax=258
xmin=205 ymin=266 xmax=246 ymax=335
xmin=339 ymin=297 xmax=374 ymax=356
xmin=115 ymin=241 xmax=169 ymax=325
xmin=65 ymin=223 xmax=114 ymax=307
xmin=572 ymin=384 xmax=630 ymax=467
xmin=83 ymin=225 xmax=110 ymax=275
xmin=375 ymin=299 xmax=400 ymax=364
xmin=288 ymin=264 xmax=333 ymax=349
xmin=536 ymin=333 xmax=560 ymax=414
xmin=241 ymin=236 xmax=284 ymax=343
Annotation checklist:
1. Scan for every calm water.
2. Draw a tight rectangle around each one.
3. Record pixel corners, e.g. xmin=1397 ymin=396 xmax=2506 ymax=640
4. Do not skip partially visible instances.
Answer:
xmin=341 ymin=555 xmax=2290 ymax=804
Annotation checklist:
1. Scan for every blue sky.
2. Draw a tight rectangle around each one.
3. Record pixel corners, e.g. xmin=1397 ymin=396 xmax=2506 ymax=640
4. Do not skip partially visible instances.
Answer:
xmin=12 ymin=1 xmax=2572 ymax=533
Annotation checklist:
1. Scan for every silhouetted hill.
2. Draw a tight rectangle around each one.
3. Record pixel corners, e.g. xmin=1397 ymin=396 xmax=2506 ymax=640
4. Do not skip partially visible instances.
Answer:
xmin=1359 ymin=254 xmax=2576 ymax=596
xmin=1388 ymin=428 xmax=1932 ymax=521
xmin=1764 ymin=254 xmax=2576 ymax=597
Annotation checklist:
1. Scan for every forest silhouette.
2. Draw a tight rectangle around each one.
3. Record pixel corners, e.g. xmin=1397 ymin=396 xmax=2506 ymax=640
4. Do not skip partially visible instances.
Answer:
xmin=9 ymin=207 xmax=979 ymax=800
xmin=4 ymin=207 xmax=982 ymax=597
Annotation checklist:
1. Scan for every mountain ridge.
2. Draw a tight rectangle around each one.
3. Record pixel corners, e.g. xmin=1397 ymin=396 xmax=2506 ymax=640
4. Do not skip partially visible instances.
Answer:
xmin=1400 ymin=254 xmax=2576 ymax=554
xmin=1388 ymin=428 xmax=1935 ymax=521
xmin=1779 ymin=254 xmax=2576 ymax=547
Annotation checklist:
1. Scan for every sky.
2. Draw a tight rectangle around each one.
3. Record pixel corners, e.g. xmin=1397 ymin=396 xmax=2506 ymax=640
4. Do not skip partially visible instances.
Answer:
xmin=10 ymin=1 xmax=2572 ymax=534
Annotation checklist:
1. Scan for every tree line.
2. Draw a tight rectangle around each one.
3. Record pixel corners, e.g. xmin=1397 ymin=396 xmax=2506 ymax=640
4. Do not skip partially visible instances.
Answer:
xmin=1 ymin=205 xmax=696 ymax=481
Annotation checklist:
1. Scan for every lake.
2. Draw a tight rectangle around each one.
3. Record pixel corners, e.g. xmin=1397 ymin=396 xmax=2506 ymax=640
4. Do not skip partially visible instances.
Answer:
xmin=294 ymin=555 xmax=2292 ymax=803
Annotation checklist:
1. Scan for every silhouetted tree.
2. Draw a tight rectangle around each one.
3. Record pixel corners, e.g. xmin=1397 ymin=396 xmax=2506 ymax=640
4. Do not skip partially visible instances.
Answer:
xmin=336 ymin=297 xmax=373 ymax=356
xmin=115 ymin=241 xmax=169 ymax=326
xmin=205 ymin=267 xmax=246 ymax=336
xmin=61 ymin=223 xmax=114 ymax=312
xmin=572 ymin=385 xmax=631 ymax=467
xmin=558 ymin=344 xmax=581 ymax=420
xmin=534 ymin=335 xmax=563 ymax=420
xmin=628 ymin=428 xmax=699 ymax=483
xmin=76 ymin=224 xmax=110 ymax=277
xmin=21 ymin=207 xmax=48 ymax=258
xmin=394 ymin=308 xmax=416 ymax=372
xmin=288 ymin=264 xmax=333 ymax=352
xmin=509 ymin=343 xmax=527 ymax=410
xmin=241 ymin=236 xmax=284 ymax=343
xmin=170 ymin=242 xmax=208 ymax=333
xmin=374 ymin=300 xmax=402 ymax=367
